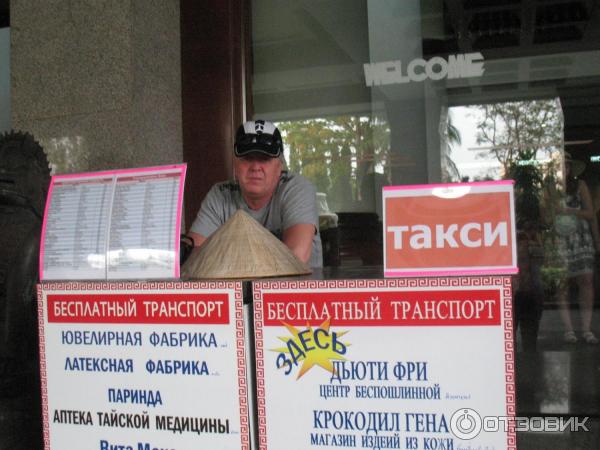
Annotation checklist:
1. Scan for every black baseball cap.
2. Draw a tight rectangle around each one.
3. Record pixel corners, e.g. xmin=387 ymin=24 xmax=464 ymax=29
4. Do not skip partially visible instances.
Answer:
xmin=234 ymin=120 xmax=283 ymax=158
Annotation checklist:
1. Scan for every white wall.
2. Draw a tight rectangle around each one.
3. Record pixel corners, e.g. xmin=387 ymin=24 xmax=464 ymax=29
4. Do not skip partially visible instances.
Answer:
xmin=0 ymin=28 xmax=8 ymax=133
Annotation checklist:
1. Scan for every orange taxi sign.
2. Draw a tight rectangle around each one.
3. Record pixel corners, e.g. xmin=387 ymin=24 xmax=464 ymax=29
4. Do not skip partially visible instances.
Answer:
xmin=383 ymin=181 xmax=517 ymax=277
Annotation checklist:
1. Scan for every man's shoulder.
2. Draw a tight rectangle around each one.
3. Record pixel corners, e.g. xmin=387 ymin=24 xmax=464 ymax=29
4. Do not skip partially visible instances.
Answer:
xmin=202 ymin=181 xmax=241 ymax=206
xmin=279 ymin=172 xmax=314 ymax=190
xmin=275 ymin=172 xmax=316 ymax=208
xmin=211 ymin=180 xmax=241 ymax=194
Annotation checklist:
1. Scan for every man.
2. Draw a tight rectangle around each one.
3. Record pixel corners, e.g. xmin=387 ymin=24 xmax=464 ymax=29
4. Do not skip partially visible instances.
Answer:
xmin=187 ymin=120 xmax=323 ymax=268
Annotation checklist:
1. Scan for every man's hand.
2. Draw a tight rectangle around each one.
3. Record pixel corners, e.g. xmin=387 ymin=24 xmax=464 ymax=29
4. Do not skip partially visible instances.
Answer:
xmin=187 ymin=231 xmax=207 ymax=248
xmin=188 ymin=224 xmax=314 ymax=265
xmin=283 ymin=223 xmax=315 ymax=264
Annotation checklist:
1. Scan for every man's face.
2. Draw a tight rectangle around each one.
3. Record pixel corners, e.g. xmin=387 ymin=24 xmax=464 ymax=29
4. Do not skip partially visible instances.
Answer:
xmin=234 ymin=153 xmax=282 ymax=203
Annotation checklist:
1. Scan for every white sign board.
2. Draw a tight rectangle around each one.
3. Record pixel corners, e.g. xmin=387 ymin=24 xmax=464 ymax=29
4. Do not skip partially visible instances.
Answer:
xmin=38 ymin=281 xmax=250 ymax=450
xmin=40 ymin=164 xmax=186 ymax=280
xmin=253 ymin=277 xmax=516 ymax=450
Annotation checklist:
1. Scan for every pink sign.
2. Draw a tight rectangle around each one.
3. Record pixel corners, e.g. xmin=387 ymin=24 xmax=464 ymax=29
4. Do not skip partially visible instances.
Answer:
xmin=383 ymin=181 xmax=517 ymax=277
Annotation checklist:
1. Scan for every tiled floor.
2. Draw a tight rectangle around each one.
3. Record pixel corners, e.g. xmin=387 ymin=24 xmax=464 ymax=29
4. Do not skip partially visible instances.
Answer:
xmin=517 ymin=417 xmax=600 ymax=450
xmin=514 ymin=306 xmax=600 ymax=449
xmin=0 ymin=393 xmax=42 ymax=449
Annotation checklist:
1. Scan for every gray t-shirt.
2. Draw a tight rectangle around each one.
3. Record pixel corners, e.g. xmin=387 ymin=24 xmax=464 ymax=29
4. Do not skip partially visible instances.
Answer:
xmin=190 ymin=172 xmax=323 ymax=268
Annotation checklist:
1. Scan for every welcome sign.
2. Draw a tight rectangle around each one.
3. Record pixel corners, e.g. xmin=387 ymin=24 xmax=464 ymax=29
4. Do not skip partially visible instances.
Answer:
xmin=364 ymin=52 xmax=485 ymax=86
xmin=383 ymin=181 xmax=517 ymax=277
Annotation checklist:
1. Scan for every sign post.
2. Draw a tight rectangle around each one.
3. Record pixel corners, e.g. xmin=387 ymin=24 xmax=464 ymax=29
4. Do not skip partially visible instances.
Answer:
xmin=383 ymin=181 xmax=517 ymax=277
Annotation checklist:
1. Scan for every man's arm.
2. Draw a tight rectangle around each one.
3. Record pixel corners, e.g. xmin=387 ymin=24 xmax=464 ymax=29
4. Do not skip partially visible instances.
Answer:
xmin=187 ymin=231 xmax=207 ymax=248
xmin=186 ymin=184 xmax=226 ymax=248
xmin=283 ymin=223 xmax=315 ymax=264
xmin=279 ymin=174 xmax=321 ymax=267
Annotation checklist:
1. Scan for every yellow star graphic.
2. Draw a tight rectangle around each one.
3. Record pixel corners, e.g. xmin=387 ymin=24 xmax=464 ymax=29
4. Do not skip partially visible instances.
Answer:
xmin=271 ymin=318 xmax=350 ymax=379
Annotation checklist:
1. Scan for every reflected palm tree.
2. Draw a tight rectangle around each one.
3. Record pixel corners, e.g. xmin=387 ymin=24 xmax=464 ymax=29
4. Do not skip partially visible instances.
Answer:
xmin=442 ymin=113 xmax=461 ymax=182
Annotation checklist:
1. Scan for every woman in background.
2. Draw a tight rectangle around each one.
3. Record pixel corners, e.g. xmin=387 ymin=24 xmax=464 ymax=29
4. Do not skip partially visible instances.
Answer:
xmin=557 ymin=153 xmax=599 ymax=344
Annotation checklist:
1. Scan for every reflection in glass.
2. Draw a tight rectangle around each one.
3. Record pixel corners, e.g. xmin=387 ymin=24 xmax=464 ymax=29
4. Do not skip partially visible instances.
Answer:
xmin=45 ymin=135 xmax=87 ymax=175
xmin=251 ymin=1 xmax=600 ymax=446
xmin=446 ymin=99 xmax=563 ymax=182
xmin=277 ymin=116 xmax=390 ymax=218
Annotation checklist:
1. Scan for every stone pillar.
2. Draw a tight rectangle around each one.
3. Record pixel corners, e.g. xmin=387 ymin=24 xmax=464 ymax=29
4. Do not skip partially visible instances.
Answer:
xmin=0 ymin=28 xmax=9 ymax=133
xmin=10 ymin=0 xmax=182 ymax=173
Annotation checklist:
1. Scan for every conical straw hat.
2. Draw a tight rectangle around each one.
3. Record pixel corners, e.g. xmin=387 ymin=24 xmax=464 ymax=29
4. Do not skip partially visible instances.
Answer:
xmin=181 ymin=209 xmax=311 ymax=279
